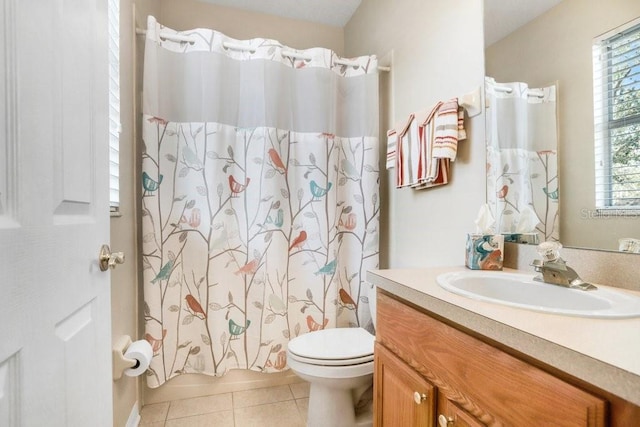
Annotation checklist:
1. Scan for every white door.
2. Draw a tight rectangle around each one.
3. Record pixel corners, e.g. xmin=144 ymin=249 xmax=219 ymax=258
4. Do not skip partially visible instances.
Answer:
xmin=0 ymin=0 xmax=112 ymax=426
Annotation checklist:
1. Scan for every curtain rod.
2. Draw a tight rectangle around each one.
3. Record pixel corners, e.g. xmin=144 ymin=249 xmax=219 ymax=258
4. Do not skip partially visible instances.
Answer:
xmin=280 ymin=50 xmax=391 ymax=72
xmin=135 ymin=28 xmax=391 ymax=72
xmin=493 ymin=85 xmax=513 ymax=94
xmin=492 ymin=85 xmax=545 ymax=98
xmin=136 ymin=28 xmax=195 ymax=44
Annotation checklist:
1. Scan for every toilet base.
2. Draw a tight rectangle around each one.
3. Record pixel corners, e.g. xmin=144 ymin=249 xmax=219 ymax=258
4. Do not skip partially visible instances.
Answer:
xmin=354 ymin=410 xmax=373 ymax=427
xmin=306 ymin=381 xmax=372 ymax=427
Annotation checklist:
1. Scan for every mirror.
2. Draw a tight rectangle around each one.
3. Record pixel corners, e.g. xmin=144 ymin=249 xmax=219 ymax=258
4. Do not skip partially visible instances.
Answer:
xmin=484 ymin=0 xmax=640 ymax=253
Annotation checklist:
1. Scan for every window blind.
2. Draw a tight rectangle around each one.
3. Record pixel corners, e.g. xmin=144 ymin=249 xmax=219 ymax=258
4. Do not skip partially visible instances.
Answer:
xmin=108 ymin=0 xmax=120 ymax=212
xmin=592 ymin=17 xmax=640 ymax=213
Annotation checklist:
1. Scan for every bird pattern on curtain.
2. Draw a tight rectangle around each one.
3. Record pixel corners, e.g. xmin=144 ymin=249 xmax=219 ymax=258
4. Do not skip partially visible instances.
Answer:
xmin=141 ymin=18 xmax=379 ymax=387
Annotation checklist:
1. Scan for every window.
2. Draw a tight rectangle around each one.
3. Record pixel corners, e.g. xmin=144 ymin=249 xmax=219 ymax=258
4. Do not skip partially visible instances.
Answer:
xmin=592 ymin=18 xmax=640 ymax=213
xmin=108 ymin=0 xmax=120 ymax=214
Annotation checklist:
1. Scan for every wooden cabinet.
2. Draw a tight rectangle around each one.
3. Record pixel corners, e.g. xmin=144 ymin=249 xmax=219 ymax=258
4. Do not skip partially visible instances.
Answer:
xmin=374 ymin=291 xmax=608 ymax=427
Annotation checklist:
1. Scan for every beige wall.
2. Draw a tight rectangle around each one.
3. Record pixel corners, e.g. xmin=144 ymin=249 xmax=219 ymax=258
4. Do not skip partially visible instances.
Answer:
xmin=158 ymin=0 xmax=344 ymax=54
xmin=485 ymin=0 xmax=640 ymax=251
xmin=345 ymin=0 xmax=486 ymax=268
xmin=110 ymin=1 xmax=160 ymax=426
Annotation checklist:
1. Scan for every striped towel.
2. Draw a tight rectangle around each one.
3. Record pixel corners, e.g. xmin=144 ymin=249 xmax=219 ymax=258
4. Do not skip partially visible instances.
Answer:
xmin=458 ymin=107 xmax=466 ymax=141
xmin=389 ymin=97 xmax=468 ymax=188
xmin=396 ymin=103 xmax=442 ymax=188
xmin=386 ymin=129 xmax=396 ymax=169
xmin=433 ymin=98 xmax=466 ymax=161
xmin=416 ymin=104 xmax=441 ymax=184
xmin=394 ymin=103 xmax=447 ymax=188
xmin=412 ymin=158 xmax=450 ymax=190
xmin=395 ymin=114 xmax=416 ymax=188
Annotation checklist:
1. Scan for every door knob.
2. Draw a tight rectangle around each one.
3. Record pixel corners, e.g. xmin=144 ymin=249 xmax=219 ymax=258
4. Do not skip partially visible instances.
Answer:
xmin=99 ymin=244 xmax=125 ymax=271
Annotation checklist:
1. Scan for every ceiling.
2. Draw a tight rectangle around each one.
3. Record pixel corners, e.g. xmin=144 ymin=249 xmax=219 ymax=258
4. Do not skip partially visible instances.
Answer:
xmin=484 ymin=0 xmax=563 ymax=47
xmin=197 ymin=0 xmax=362 ymax=27
xmin=196 ymin=0 xmax=563 ymax=40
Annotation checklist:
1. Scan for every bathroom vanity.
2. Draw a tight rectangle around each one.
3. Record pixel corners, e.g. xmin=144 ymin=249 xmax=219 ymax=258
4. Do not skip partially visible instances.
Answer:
xmin=367 ymin=267 xmax=640 ymax=427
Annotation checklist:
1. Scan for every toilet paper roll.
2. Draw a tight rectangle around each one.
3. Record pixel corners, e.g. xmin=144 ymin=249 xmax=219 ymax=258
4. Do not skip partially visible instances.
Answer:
xmin=123 ymin=340 xmax=153 ymax=377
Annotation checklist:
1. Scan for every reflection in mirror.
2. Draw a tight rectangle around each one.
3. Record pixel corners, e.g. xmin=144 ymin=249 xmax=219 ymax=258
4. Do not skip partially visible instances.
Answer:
xmin=485 ymin=77 xmax=559 ymax=243
xmin=484 ymin=0 xmax=640 ymax=253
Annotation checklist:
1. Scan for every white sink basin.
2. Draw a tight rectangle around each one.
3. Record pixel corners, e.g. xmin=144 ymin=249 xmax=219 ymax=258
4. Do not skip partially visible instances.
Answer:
xmin=437 ymin=271 xmax=640 ymax=318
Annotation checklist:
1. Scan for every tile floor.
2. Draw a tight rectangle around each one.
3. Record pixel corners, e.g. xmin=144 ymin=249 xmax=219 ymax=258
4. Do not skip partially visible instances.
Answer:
xmin=139 ymin=382 xmax=310 ymax=427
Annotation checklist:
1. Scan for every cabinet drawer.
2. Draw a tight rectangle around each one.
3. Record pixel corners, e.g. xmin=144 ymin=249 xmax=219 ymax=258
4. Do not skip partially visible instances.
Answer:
xmin=376 ymin=292 xmax=606 ymax=426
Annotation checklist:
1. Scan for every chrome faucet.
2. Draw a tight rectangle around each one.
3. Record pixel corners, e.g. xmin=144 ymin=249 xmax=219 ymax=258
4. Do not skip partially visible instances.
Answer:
xmin=531 ymin=242 xmax=597 ymax=291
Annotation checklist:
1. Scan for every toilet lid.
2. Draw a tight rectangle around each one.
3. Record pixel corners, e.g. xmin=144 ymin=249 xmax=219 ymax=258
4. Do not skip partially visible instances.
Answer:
xmin=287 ymin=327 xmax=374 ymax=362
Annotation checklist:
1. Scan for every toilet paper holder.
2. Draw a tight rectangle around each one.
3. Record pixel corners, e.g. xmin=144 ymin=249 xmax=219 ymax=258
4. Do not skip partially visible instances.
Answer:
xmin=113 ymin=335 xmax=140 ymax=381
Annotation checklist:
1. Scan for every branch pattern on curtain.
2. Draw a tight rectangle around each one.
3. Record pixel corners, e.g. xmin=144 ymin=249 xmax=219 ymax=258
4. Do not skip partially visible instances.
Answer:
xmin=485 ymin=77 xmax=559 ymax=242
xmin=141 ymin=17 xmax=379 ymax=387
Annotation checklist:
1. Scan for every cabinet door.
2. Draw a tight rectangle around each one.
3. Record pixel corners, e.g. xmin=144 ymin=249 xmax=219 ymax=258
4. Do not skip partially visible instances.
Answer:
xmin=374 ymin=343 xmax=435 ymax=427
xmin=437 ymin=397 xmax=484 ymax=427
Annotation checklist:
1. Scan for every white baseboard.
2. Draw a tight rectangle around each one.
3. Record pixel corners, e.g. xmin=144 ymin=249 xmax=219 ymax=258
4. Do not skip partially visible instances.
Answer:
xmin=125 ymin=401 xmax=140 ymax=427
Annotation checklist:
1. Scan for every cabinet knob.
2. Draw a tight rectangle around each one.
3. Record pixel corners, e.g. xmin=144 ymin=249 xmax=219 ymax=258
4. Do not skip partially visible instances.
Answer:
xmin=413 ymin=391 xmax=428 ymax=404
xmin=438 ymin=414 xmax=455 ymax=427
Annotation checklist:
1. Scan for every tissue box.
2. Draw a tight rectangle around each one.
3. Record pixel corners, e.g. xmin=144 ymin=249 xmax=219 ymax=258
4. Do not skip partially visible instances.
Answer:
xmin=465 ymin=234 xmax=504 ymax=270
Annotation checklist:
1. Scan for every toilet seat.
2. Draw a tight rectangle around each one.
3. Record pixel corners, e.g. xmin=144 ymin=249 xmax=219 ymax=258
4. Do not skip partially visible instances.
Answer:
xmin=288 ymin=351 xmax=374 ymax=366
xmin=287 ymin=327 xmax=374 ymax=366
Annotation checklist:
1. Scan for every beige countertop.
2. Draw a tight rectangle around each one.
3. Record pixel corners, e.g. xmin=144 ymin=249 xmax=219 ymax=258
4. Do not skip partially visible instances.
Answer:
xmin=367 ymin=266 xmax=640 ymax=406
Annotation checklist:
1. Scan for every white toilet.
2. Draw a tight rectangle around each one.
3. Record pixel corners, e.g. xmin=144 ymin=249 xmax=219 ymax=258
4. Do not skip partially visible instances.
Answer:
xmin=287 ymin=284 xmax=377 ymax=427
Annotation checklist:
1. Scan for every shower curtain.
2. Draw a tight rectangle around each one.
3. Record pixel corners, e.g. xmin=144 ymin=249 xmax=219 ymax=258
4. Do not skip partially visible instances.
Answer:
xmin=485 ymin=77 xmax=559 ymax=242
xmin=141 ymin=17 xmax=379 ymax=387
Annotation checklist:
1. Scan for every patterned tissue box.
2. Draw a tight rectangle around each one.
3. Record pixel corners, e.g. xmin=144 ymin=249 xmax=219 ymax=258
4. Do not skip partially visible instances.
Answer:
xmin=465 ymin=234 xmax=504 ymax=270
